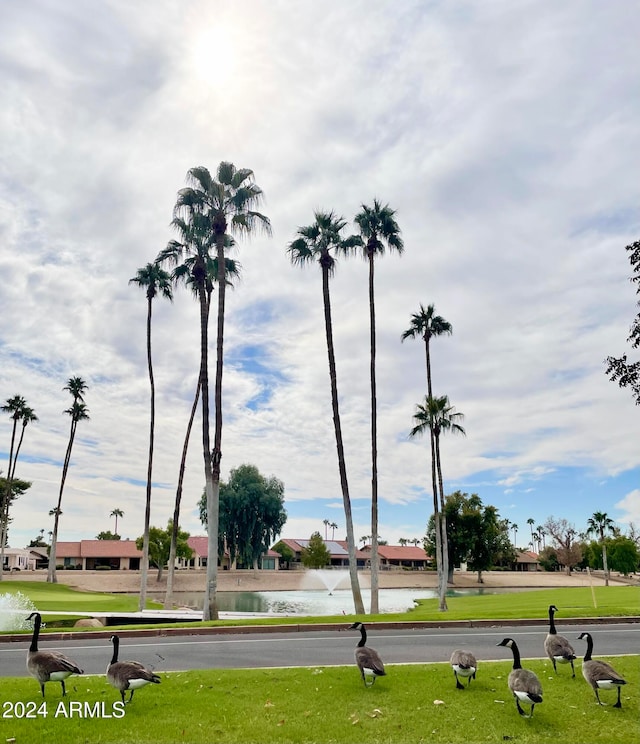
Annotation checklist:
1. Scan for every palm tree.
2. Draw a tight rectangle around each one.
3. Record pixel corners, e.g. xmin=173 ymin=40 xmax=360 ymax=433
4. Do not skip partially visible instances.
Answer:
xmin=323 ymin=519 xmax=330 ymax=540
xmin=288 ymin=210 xmax=364 ymax=614
xmin=410 ymin=394 xmax=465 ymax=610
xmin=587 ymin=511 xmax=616 ymax=586
xmin=354 ymin=199 xmax=403 ymax=615
xmin=527 ymin=517 xmax=535 ymax=546
xmin=167 ymin=163 xmax=270 ymax=621
xmin=0 ymin=396 xmax=35 ymax=580
xmin=402 ymin=305 xmax=452 ymax=607
xmin=537 ymin=525 xmax=546 ymax=549
xmin=330 ymin=522 xmax=338 ymax=540
xmin=110 ymin=508 xmax=124 ymax=536
xmin=511 ymin=523 xmax=518 ymax=547
xmin=48 ymin=377 xmax=89 ymax=583
xmin=129 ymin=262 xmax=173 ymax=610
xmin=398 ymin=538 xmax=408 ymax=547
xmin=158 ymin=241 xmax=240 ymax=611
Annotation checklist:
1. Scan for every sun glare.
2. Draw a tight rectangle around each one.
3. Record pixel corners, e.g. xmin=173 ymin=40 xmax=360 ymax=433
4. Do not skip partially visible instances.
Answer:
xmin=190 ymin=27 xmax=237 ymax=86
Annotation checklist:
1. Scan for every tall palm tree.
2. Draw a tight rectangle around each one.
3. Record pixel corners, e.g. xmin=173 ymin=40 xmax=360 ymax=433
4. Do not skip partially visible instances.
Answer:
xmin=511 ymin=523 xmax=519 ymax=546
xmin=527 ymin=517 xmax=535 ymax=546
xmin=166 ymin=163 xmax=270 ymax=621
xmin=110 ymin=508 xmax=124 ymax=536
xmin=288 ymin=210 xmax=364 ymax=614
xmin=587 ymin=511 xmax=615 ymax=586
xmin=158 ymin=252 xmax=240 ymax=611
xmin=537 ymin=525 xmax=546 ymax=549
xmin=354 ymin=199 xmax=403 ymax=614
xmin=129 ymin=262 xmax=173 ymax=610
xmin=48 ymin=377 xmax=89 ymax=583
xmin=0 ymin=396 xmax=32 ymax=580
xmin=323 ymin=519 xmax=330 ymax=540
xmin=402 ymin=305 xmax=452 ymax=607
xmin=330 ymin=522 xmax=338 ymax=540
xmin=410 ymin=394 xmax=465 ymax=610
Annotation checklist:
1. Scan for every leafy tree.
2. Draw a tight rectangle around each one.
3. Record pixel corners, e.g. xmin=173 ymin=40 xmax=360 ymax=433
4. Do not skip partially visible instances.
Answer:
xmin=136 ymin=521 xmax=193 ymax=582
xmin=425 ymin=492 xmax=513 ymax=583
xmin=161 ymin=164 xmax=270 ymax=621
xmin=410 ymin=394 xmax=465 ymax=609
xmin=130 ymin=263 xmax=173 ymax=610
xmin=605 ymin=239 xmax=640 ymax=404
xmin=354 ymin=199 xmax=403 ymax=614
xmin=288 ymin=210 xmax=364 ymax=614
xmin=586 ymin=511 xmax=615 ymax=586
xmin=48 ymin=377 xmax=89 ymax=583
xmin=538 ymin=546 xmax=559 ymax=572
xmin=272 ymin=540 xmax=295 ymax=569
xmin=0 ymin=396 xmax=37 ymax=580
xmin=544 ymin=517 xmax=582 ymax=574
xmin=199 ymin=463 xmax=287 ymax=571
xmin=97 ymin=531 xmax=121 ymax=541
xmin=109 ymin=508 xmax=124 ymax=536
xmin=301 ymin=532 xmax=331 ymax=569
xmin=608 ymin=536 xmax=639 ymax=575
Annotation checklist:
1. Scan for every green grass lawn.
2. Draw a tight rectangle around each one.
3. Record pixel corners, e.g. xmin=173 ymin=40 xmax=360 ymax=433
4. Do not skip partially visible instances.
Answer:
xmin=0 ymin=657 xmax=637 ymax=744
xmin=1 ymin=582 xmax=637 ymax=635
xmin=0 ymin=581 xmax=159 ymax=615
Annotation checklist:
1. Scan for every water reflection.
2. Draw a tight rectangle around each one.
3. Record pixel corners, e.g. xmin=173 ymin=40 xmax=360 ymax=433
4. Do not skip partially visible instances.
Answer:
xmin=148 ymin=586 xmax=519 ymax=616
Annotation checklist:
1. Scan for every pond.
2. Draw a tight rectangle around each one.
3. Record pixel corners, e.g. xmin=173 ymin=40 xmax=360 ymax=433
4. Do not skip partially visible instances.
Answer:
xmin=148 ymin=586 xmax=521 ymax=616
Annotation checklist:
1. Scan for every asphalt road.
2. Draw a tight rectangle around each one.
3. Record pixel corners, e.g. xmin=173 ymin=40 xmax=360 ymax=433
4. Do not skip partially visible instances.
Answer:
xmin=0 ymin=622 xmax=636 ymax=679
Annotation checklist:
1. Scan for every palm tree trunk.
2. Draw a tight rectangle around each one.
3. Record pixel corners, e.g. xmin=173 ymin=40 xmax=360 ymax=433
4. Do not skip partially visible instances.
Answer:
xmin=164 ymin=381 xmax=201 ymax=609
xmin=139 ymin=295 xmax=155 ymax=611
xmin=368 ymin=253 xmax=379 ymax=615
xmin=321 ymin=261 xmax=364 ymax=614
xmin=48 ymin=419 xmax=76 ymax=583
xmin=429 ymin=426 xmax=445 ymax=610
xmin=601 ymin=532 xmax=609 ymax=587
xmin=434 ymin=433 xmax=450 ymax=605
xmin=204 ymin=238 xmax=226 ymax=622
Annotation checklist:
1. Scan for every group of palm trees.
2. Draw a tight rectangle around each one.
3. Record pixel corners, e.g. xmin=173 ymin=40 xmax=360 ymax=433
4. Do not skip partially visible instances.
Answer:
xmin=1 ymin=379 xmax=89 ymax=585
xmin=403 ymin=305 xmax=466 ymax=611
xmin=0 ymin=395 xmax=38 ymax=581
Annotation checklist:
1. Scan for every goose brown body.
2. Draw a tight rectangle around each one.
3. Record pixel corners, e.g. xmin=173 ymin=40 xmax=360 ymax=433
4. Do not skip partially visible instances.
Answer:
xmin=349 ymin=622 xmax=386 ymax=687
xmin=26 ymin=612 xmax=83 ymax=697
xmin=544 ymin=605 xmax=576 ymax=677
xmin=107 ymin=634 xmax=161 ymax=704
xmin=578 ymin=631 xmax=627 ymax=708
xmin=497 ymin=637 xmax=543 ymax=718
xmin=450 ymin=649 xmax=477 ymax=689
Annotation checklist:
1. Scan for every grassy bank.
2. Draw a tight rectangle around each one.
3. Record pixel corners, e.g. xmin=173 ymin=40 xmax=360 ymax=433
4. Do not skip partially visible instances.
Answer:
xmin=1 ymin=583 xmax=637 ymax=634
xmin=0 ymin=657 xmax=637 ymax=744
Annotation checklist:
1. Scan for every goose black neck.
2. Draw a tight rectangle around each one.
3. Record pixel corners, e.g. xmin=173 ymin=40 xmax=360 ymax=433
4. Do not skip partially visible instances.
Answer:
xmin=582 ymin=634 xmax=593 ymax=662
xmin=548 ymin=606 xmax=557 ymax=634
xmin=29 ymin=613 xmax=41 ymax=653
xmin=110 ymin=637 xmax=120 ymax=665
xmin=509 ymin=641 xmax=523 ymax=670
xmin=357 ymin=625 xmax=367 ymax=648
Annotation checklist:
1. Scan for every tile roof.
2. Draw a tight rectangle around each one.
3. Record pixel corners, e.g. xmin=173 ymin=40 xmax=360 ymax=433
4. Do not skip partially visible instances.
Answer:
xmin=377 ymin=545 xmax=428 ymax=560
xmin=187 ymin=536 xmax=209 ymax=557
xmin=55 ymin=540 xmax=142 ymax=558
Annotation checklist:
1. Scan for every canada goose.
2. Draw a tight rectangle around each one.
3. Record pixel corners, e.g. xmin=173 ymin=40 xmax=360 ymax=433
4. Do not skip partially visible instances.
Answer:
xmin=545 ymin=604 xmax=576 ymax=677
xmin=450 ymin=649 xmax=477 ymax=689
xmin=497 ymin=637 xmax=543 ymax=718
xmin=578 ymin=631 xmax=627 ymax=708
xmin=107 ymin=634 xmax=161 ymax=704
xmin=26 ymin=611 xmax=83 ymax=697
xmin=349 ymin=621 xmax=386 ymax=687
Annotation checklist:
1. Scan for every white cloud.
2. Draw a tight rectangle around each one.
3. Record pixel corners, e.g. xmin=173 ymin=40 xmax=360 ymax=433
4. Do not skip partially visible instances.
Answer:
xmin=1 ymin=1 xmax=638 ymax=550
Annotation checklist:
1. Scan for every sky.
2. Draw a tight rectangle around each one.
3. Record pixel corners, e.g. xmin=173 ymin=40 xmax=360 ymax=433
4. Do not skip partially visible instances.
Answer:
xmin=1 ymin=1 xmax=638 ymax=554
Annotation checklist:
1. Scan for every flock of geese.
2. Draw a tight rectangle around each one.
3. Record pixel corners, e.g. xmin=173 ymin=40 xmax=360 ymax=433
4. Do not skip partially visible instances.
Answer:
xmin=350 ymin=606 xmax=628 ymax=719
xmin=26 ymin=612 xmax=160 ymax=704
xmin=24 ymin=606 xmax=627 ymax=716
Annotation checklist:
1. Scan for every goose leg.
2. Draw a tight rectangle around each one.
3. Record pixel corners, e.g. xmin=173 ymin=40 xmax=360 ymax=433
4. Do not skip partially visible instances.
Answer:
xmin=61 ymin=680 xmax=67 ymax=697
xmin=454 ymin=673 xmax=464 ymax=690
xmin=613 ymin=688 xmax=622 ymax=709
